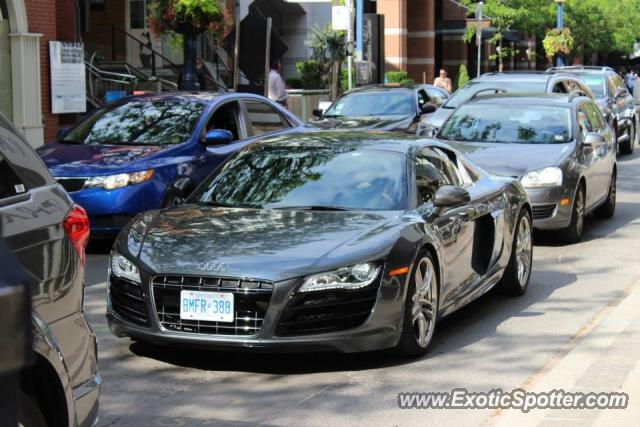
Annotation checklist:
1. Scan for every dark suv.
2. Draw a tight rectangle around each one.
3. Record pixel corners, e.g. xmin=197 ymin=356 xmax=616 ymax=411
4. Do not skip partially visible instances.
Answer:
xmin=417 ymin=71 xmax=594 ymax=136
xmin=0 ymin=115 xmax=100 ymax=426
xmin=549 ymin=66 xmax=638 ymax=154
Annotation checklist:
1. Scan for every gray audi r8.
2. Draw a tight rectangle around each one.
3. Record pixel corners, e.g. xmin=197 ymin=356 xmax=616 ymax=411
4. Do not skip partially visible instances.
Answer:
xmin=107 ymin=131 xmax=532 ymax=356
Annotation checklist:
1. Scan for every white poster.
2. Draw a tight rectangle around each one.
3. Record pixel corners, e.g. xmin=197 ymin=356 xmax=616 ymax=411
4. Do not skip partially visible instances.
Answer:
xmin=332 ymin=6 xmax=349 ymax=31
xmin=49 ymin=41 xmax=87 ymax=114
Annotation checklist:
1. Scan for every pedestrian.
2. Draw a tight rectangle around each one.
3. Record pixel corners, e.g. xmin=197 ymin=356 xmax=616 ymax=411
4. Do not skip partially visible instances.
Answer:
xmin=433 ymin=68 xmax=453 ymax=93
xmin=196 ymin=57 xmax=207 ymax=91
xmin=268 ymin=59 xmax=288 ymax=108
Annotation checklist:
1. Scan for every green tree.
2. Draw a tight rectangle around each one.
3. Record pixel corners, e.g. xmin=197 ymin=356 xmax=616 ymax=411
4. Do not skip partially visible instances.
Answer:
xmin=456 ymin=64 xmax=470 ymax=89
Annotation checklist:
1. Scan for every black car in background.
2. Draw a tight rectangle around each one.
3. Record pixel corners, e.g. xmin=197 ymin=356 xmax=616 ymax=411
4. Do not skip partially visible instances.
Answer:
xmin=417 ymin=72 xmax=594 ymax=137
xmin=548 ymin=66 xmax=638 ymax=154
xmin=107 ymin=131 xmax=532 ymax=357
xmin=310 ymin=84 xmax=449 ymax=133
xmin=0 ymin=114 xmax=100 ymax=426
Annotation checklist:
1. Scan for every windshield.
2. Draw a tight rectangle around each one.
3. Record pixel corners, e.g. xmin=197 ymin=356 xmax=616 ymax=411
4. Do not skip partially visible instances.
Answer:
xmin=190 ymin=145 xmax=409 ymax=211
xmin=439 ymin=104 xmax=573 ymax=144
xmin=324 ymin=91 xmax=414 ymax=117
xmin=570 ymin=73 xmax=605 ymax=97
xmin=62 ymin=100 xmax=206 ymax=146
xmin=442 ymin=81 xmax=547 ymax=109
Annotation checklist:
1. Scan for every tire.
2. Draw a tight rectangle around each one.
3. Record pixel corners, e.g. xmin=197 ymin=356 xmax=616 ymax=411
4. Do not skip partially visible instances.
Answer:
xmin=558 ymin=184 xmax=586 ymax=244
xmin=497 ymin=209 xmax=533 ymax=296
xmin=594 ymin=170 xmax=617 ymax=219
xmin=17 ymin=390 xmax=47 ymax=427
xmin=393 ymin=251 xmax=439 ymax=358
xmin=619 ymin=122 xmax=635 ymax=155
xmin=161 ymin=192 xmax=185 ymax=208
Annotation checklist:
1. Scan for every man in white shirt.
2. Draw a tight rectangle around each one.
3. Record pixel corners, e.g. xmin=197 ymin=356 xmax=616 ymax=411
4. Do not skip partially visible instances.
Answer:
xmin=268 ymin=60 xmax=288 ymax=108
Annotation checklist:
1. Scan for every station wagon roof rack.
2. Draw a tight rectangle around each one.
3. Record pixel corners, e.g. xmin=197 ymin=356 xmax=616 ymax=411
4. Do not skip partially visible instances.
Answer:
xmin=548 ymin=65 xmax=615 ymax=72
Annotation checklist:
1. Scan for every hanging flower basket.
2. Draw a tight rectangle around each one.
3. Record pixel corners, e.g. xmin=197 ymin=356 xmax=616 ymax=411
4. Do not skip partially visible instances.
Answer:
xmin=543 ymin=28 xmax=574 ymax=60
xmin=148 ymin=0 xmax=229 ymax=38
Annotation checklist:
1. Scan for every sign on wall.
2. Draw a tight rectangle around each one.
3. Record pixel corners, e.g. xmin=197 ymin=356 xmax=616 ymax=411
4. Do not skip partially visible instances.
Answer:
xmin=49 ymin=41 xmax=86 ymax=114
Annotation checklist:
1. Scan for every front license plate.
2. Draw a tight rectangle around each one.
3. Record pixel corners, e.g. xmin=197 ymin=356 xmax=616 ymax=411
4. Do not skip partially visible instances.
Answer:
xmin=179 ymin=290 xmax=234 ymax=323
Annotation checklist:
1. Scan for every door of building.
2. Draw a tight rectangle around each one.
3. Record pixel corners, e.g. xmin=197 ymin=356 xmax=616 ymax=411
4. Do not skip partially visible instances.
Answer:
xmin=0 ymin=0 xmax=12 ymax=121
xmin=125 ymin=0 xmax=163 ymax=69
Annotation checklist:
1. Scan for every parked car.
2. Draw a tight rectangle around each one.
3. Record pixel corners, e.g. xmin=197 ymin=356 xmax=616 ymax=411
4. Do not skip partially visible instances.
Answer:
xmin=548 ymin=66 xmax=638 ymax=154
xmin=436 ymin=93 xmax=616 ymax=243
xmin=107 ymin=131 xmax=531 ymax=356
xmin=310 ymin=84 xmax=449 ymax=133
xmin=37 ymin=92 xmax=303 ymax=236
xmin=0 ymin=114 xmax=100 ymax=426
xmin=417 ymin=71 xmax=594 ymax=137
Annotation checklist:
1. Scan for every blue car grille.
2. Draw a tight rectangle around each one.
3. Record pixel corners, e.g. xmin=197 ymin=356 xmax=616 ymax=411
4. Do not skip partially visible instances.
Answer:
xmin=275 ymin=283 xmax=381 ymax=337
xmin=151 ymin=275 xmax=273 ymax=336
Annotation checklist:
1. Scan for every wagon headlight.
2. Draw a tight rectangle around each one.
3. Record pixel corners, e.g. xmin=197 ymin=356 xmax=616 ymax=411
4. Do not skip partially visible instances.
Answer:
xmin=299 ymin=263 xmax=381 ymax=292
xmin=521 ymin=167 xmax=563 ymax=188
xmin=110 ymin=252 xmax=141 ymax=284
xmin=85 ymin=170 xmax=154 ymax=190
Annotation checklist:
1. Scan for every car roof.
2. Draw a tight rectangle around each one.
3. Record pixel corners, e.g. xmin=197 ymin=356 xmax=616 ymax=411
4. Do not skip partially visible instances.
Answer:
xmin=463 ymin=92 xmax=585 ymax=107
xmin=475 ymin=72 xmax=554 ymax=84
xmin=548 ymin=66 xmax=614 ymax=75
xmin=249 ymin=130 xmax=447 ymax=154
xmin=344 ymin=84 xmax=424 ymax=95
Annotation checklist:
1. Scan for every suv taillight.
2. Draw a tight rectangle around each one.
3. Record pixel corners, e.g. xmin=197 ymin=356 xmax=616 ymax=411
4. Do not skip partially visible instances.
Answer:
xmin=63 ymin=204 xmax=90 ymax=266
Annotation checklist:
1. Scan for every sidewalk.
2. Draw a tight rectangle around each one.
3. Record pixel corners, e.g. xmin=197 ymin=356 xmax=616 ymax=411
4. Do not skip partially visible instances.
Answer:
xmin=489 ymin=279 xmax=640 ymax=426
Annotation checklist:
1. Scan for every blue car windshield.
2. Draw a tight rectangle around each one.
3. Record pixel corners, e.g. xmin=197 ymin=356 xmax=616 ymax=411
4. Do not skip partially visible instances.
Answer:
xmin=62 ymin=100 xmax=205 ymax=146
xmin=191 ymin=145 xmax=409 ymax=211
xmin=439 ymin=104 xmax=573 ymax=144
xmin=324 ymin=91 xmax=414 ymax=117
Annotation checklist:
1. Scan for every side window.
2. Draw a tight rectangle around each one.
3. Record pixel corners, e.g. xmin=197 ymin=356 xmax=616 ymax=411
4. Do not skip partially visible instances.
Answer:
xmin=205 ymin=101 xmax=241 ymax=142
xmin=427 ymin=88 xmax=447 ymax=106
xmin=565 ymin=80 xmax=582 ymax=94
xmin=415 ymin=149 xmax=455 ymax=205
xmin=607 ymin=74 xmax=618 ymax=97
xmin=0 ymin=153 xmax=27 ymax=200
xmin=417 ymin=89 xmax=429 ymax=109
xmin=577 ymin=104 xmax=595 ymax=140
xmin=583 ymin=103 xmax=605 ymax=133
xmin=552 ymin=81 xmax=568 ymax=93
xmin=244 ymin=100 xmax=288 ymax=136
xmin=433 ymin=148 xmax=463 ymax=186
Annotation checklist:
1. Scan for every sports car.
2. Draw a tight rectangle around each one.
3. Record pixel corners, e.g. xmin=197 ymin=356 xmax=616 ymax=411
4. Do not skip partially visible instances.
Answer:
xmin=107 ymin=131 xmax=532 ymax=356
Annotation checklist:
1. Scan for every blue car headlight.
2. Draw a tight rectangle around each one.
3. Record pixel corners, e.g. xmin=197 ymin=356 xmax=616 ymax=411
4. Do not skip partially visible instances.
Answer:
xmin=110 ymin=251 xmax=141 ymax=284
xmin=299 ymin=263 xmax=381 ymax=292
xmin=85 ymin=170 xmax=154 ymax=190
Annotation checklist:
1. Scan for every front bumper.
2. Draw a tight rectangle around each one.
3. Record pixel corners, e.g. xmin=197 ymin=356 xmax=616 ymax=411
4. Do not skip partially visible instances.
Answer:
xmin=106 ymin=273 xmax=406 ymax=354
xmin=526 ymin=186 xmax=573 ymax=230
xmin=66 ymin=180 xmax=162 ymax=235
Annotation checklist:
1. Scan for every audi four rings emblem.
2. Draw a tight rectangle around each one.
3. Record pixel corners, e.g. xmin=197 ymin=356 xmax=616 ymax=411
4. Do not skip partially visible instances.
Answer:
xmin=197 ymin=262 xmax=230 ymax=272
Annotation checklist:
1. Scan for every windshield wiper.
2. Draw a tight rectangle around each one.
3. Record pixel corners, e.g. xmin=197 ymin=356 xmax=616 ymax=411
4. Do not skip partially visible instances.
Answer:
xmin=196 ymin=201 xmax=259 ymax=209
xmin=272 ymin=205 xmax=353 ymax=211
xmin=322 ymin=114 xmax=343 ymax=118
xmin=59 ymin=139 xmax=84 ymax=145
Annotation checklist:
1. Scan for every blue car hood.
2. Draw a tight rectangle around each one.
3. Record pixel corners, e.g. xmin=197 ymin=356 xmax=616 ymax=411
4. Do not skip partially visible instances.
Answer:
xmin=37 ymin=142 xmax=165 ymax=176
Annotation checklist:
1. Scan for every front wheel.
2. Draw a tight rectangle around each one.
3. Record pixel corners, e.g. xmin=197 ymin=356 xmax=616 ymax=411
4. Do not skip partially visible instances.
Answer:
xmin=394 ymin=252 xmax=439 ymax=357
xmin=558 ymin=185 xmax=585 ymax=244
xmin=17 ymin=390 xmax=47 ymax=427
xmin=497 ymin=209 xmax=533 ymax=296
xmin=594 ymin=170 xmax=617 ymax=219
xmin=619 ymin=122 xmax=635 ymax=155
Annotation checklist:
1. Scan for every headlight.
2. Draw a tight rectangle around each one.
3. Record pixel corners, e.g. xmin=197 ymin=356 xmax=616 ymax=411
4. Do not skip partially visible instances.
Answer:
xmin=110 ymin=252 xmax=141 ymax=284
xmin=521 ymin=167 xmax=563 ymax=188
xmin=85 ymin=170 xmax=154 ymax=190
xmin=299 ymin=263 xmax=381 ymax=292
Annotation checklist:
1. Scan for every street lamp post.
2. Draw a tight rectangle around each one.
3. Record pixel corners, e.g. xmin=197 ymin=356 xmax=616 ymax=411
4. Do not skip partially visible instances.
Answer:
xmin=555 ymin=0 xmax=565 ymax=67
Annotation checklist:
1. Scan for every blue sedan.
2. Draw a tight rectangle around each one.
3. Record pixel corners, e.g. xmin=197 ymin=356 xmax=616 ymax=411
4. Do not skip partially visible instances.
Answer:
xmin=37 ymin=92 xmax=303 ymax=236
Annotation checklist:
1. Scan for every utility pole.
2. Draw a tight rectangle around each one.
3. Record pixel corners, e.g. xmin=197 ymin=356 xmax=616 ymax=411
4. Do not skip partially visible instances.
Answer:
xmin=476 ymin=2 xmax=483 ymax=78
xmin=555 ymin=0 xmax=565 ymax=67
xmin=346 ymin=0 xmax=354 ymax=91
xmin=264 ymin=17 xmax=272 ymax=97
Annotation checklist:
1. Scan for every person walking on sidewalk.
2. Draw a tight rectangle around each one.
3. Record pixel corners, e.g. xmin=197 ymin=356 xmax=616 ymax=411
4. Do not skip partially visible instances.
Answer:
xmin=434 ymin=68 xmax=453 ymax=93
xmin=268 ymin=60 xmax=288 ymax=108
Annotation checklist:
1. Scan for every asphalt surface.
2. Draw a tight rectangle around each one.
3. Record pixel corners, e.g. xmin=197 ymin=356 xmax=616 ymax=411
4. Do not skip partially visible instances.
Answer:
xmin=84 ymin=149 xmax=640 ymax=427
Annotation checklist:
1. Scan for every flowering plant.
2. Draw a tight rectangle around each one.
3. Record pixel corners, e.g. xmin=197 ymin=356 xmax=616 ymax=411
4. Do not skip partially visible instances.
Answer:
xmin=148 ymin=0 xmax=229 ymax=38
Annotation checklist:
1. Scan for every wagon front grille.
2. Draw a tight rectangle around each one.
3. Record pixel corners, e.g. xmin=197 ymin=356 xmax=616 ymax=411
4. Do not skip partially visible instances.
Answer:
xmin=151 ymin=275 xmax=273 ymax=336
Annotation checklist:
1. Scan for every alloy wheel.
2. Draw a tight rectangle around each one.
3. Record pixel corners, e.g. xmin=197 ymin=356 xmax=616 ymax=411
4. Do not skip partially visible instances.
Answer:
xmin=412 ymin=256 xmax=438 ymax=348
xmin=515 ymin=214 xmax=533 ymax=287
xmin=575 ymin=189 xmax=585 ymax=236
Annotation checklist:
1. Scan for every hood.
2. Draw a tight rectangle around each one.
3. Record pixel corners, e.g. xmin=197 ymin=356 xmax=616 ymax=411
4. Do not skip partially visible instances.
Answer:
xmin=310 ymin=115 xmax=414 ymax=131
xmin=420 ymin=108 xmax=453 ymax=130
xmin=36 ymin=142 xmax=165 ymax=176
xmin=133 ymin=206 xmax=402 ymax=282
xmin=450 ymin=141 xmax=573 ymax=177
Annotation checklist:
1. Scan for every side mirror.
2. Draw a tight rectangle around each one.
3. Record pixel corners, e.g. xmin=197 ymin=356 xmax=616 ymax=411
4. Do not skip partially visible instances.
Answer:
xmin=420 ymin=104 xmax=437 ymax=115
xmin=203 ymin=129 xmax=233 ymax=146
xmin=56 ymin=126 xmax=71 ymax=140
xmin=433 ymin=185 xmax=471 ymax=208
xmin=312 ymin=108 xmax=323 ymax=118
xmin=614 ymin=87 xmax=627 ymax=99
xmin=583 ymin=132 xmax=606 ymax=145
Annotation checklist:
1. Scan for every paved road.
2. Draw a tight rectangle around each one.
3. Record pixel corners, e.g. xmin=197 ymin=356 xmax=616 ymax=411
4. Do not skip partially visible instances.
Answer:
xmin=85 ymin=150 xmax=640 ymax=427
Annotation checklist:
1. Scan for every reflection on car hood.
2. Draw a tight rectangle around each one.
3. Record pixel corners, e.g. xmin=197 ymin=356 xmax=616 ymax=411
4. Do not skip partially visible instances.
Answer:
xmin=36 ymin=142 xmax=165 ymax=176
xmin=420 ymin=108 xmax=453 ymax=130
xmin=310 ymin=115 xmax=414 ymax=131
xmin=448 ymin=141 xmax=573 ymax=177
xmin=135 ymin=205 xmax=402 ymax=282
